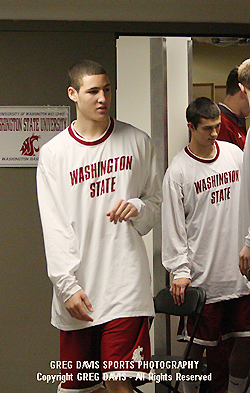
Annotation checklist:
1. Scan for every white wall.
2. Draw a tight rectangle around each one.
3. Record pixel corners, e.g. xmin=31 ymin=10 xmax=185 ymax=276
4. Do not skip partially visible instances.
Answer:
xmin=117 ymin=36 xmax=151 ymax=135
xmin=166 ymin=37 xmax=190 ymax=164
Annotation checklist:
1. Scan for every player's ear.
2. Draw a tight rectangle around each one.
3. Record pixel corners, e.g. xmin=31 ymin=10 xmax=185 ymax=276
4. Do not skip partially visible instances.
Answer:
xmin=187 ymin=122 xmax=196 ymax=133
xmin=68 ymin=86 xmax=78 ymax=103
xmin=239 ymin=82 xmax=246 ymax=94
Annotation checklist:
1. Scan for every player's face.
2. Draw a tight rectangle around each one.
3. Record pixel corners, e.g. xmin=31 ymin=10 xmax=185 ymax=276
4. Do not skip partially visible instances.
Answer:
xmin=190 ymin=117 xmax=221 ymax=148
xmin=69 ymin=74 xmax=111 ymax=123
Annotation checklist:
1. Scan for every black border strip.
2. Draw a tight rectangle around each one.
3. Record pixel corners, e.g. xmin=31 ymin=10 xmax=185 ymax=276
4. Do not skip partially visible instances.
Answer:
xmin=0 ymin=20 xmax=249 ymax=38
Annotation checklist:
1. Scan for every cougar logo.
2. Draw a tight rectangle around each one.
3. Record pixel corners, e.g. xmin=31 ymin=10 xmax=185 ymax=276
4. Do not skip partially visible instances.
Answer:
xmin=132 ymin=346 xmax=144 ymax=362
xmin=20 ymin=133 xmax=41 ymax=156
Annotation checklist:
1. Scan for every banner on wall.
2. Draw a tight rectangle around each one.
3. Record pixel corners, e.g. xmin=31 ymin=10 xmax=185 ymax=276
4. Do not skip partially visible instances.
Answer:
xmin=0 ymin=106 xmax=70 ymax=167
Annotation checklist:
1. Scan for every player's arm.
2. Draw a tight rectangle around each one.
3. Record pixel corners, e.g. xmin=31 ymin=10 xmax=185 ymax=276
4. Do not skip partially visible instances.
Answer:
xmin=239 ymin=244 xmax=250 ymax=277
xmin=106 ymin=139 xmax=162 ymax=233
xmin=37 ymin=148 xmax=87 ymax=319
xmin=162 ymin=169 xmax=192 ymax=304
xmin=130 ymin=140 xmax=162 ymax=235
xmin=107 ymin=138 xmax=162 ymax=235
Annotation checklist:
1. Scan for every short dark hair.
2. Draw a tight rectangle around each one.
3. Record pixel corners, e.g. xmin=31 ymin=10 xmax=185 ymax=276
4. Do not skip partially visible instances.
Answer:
xmin=186 ymin=97 xmax=220 ymax=129
xmin=68 ymin=60 xmax=107 ymax=91
xmin=226 ymin=67 xmax=240 ymax=96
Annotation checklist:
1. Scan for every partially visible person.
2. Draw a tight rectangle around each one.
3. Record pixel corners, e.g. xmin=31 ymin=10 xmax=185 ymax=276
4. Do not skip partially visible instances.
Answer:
xmin=207 ymin=66 xmax=250 ymax=393
xmin=238 ymin=59 xmax=250 ymax=280
xmin=162 ymin=97 xmax=250 ymax=393
xmin=217 ymin=66 xmax=249 ymax=150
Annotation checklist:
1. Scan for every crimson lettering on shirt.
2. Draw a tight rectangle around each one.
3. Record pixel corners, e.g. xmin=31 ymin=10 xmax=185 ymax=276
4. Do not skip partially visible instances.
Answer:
xmin=69 ymin=156 xmax=133 ymax=186
xmin=192 ymin=169 xmax=239 ymax=205
xmin=194 ymin=170 xmax=239 ymax=195
xmin=90 ymin=177 xmax=116 ymax=198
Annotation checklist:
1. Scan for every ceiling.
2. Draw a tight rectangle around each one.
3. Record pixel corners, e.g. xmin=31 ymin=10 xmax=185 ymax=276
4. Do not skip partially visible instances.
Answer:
xmin=0 ymin=0 xmax=250 ymax=24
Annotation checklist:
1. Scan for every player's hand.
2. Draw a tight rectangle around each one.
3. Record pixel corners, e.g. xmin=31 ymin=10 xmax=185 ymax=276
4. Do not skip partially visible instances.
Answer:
xmin=65 ymin=289 xmax=94 ymax=322
xmin=239 ymin=245 xmax=250 ymax=277
xmin=170 ymin=278 xmax=191 ymax=306
xmin=106 ymin=199 xmax=138 ymax=224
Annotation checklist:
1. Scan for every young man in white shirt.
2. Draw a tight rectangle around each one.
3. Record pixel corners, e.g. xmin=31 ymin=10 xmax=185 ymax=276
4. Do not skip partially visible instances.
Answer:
xmin=162 ymin=97 xmax=250 ymax=393
xmin=37 ymin=60 xmax=162 ymax=393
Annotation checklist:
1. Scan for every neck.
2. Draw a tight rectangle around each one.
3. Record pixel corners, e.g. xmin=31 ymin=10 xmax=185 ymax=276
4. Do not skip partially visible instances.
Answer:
xmin=246 ymin=89 xmax=250 ymax=104
xmin=74 ymin=118 xmax=110 ymax=140
xmin=188 ymin=141 xmax=216 ymax=159
xmin=223 ymin=94 xmax=242 ymax=116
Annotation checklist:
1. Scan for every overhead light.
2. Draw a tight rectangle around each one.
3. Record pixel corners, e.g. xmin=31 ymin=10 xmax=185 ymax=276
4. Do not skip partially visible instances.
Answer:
xmin=193 ymin=37 xmax=250 ymax=46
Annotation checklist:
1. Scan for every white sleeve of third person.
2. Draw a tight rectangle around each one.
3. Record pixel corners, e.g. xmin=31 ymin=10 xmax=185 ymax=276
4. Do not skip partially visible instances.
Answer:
xmin=162 ymin=169 xmax=191 ymax=280
xmin=36 ymin=147 xmax=82 ymax=303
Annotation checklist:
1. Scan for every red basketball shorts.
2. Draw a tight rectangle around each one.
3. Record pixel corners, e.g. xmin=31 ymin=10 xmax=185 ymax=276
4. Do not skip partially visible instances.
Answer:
xmin=177 ymin=294 xmax=250 ymax=346
xmin=60 ymin=316 xmax=151 ymax=390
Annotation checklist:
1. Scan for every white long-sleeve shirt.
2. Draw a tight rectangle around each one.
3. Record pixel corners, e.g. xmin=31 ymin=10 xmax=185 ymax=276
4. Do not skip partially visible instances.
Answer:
xmin=37 ymin=118 xmax=162 ymax=330
xmin=162 ymin=140 xmax=250 ymax=304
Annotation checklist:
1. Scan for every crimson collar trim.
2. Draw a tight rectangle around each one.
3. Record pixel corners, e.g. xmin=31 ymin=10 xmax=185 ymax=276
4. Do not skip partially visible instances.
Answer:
xmin=68 ymin=117 xmax=114 ymax=146
xmin=184 ymin=141 xmax=220 ymax=163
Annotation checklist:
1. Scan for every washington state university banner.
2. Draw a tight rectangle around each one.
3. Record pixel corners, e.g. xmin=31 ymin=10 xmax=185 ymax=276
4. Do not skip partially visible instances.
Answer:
xmin=0 ymin=106 xmax=70 ymax=167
